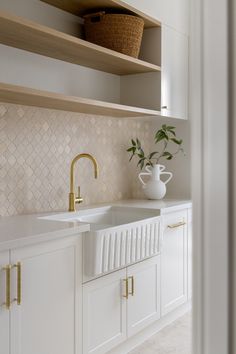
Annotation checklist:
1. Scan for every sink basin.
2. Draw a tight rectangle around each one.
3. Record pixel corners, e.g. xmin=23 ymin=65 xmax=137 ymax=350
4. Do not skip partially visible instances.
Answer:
xmin=40 ymin=206 xmax=161 ymax=276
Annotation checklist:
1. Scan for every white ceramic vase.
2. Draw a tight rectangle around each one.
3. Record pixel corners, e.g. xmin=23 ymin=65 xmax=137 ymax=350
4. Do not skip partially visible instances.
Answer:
xmin=138 ymin=164 xmax=173 ymax=200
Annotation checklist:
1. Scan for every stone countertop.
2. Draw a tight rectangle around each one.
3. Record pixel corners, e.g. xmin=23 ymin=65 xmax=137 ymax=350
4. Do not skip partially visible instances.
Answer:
xmin=111 ymin=199 xmax=192 ymax=214
xmin=0 ymin=199 xmax=191 ymax=251
xmin=0 ymin=212 xmax=90 ymax=251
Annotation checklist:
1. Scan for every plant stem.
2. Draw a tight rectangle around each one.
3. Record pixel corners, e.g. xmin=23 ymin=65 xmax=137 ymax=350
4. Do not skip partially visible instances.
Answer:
xmin=157 ymin=140 xmax=167 ymax=163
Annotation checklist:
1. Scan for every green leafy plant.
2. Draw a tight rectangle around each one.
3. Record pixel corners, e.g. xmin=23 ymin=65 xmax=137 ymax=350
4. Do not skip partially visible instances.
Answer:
xmin=127 ymin=125 xmax=184 ymax=170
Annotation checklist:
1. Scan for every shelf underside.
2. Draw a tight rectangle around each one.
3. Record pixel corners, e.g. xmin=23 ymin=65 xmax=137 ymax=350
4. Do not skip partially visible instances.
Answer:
xmin=40 ymin=0 xmax=161 ymax=28
xmin=0 ymin=11 xmax=161 ymax=76
xmin=0 ymin=83 xmax=161 ymax=118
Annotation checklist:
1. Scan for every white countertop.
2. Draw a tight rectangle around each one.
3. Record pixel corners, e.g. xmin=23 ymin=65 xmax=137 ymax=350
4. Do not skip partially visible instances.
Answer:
xmin=0 ymin=213 xmax=90 ymax=251
xmin=111 ymin=199 xmax=192 ymax=214
xmin=0 ymin=199 xmax=191 ymax=251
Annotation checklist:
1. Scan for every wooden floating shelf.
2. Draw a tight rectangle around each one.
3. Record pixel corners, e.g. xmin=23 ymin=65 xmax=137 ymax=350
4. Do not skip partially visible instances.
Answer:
xmin=0 ymin=83 xmax=161 ymax=118
xmin=40 ymin=0 xmax=161 ymax=28
xmin=0 ymin=11 xmax=161 ymax=76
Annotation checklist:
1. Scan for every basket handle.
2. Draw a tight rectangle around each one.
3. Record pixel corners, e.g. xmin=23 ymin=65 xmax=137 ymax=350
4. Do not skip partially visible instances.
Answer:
xmin=83 ymin=12 xmax=105 ymax=23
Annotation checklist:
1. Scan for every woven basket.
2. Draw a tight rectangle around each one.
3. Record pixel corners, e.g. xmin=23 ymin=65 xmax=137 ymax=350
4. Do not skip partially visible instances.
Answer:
xmin=84 ymin=12 xmax=144 ymax=58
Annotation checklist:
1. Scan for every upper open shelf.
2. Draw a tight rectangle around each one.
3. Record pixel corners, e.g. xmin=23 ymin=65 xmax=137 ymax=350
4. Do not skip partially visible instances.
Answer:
xmin=40 ymin=0 xmax=161 ymax=28
xmin=0 ymin=82 xmax=161 ymax=118
xmin=0 ymin=11 xmax=161 ymax=76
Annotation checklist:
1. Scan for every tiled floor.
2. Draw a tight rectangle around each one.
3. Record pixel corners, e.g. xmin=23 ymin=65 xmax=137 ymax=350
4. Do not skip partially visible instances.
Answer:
xmin=129 ymin=312 xmax=192 ymax=354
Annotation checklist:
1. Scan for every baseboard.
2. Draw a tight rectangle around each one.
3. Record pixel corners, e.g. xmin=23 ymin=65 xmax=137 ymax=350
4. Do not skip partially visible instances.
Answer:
xmin=107 ymin=301 xmax=192 ymax=354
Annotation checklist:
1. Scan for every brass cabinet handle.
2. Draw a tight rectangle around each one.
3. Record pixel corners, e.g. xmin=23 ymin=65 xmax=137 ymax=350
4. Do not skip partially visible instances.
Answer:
xmin=123 ymin=278 xmax=129 ymax=299
xmin=167 ymin=221 xmax=186 ymax=229
xmin=2 ymin=265 xmax=11 ymax=310
xmin=13 ymin=262 xmax=22 ymax=305
xmin=128 ymin=276 xmax=135 ymax=296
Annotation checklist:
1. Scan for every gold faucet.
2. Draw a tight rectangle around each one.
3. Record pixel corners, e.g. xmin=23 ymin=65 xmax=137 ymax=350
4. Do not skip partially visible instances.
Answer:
xmin=69 ymin=153 xmax=98 ymax=212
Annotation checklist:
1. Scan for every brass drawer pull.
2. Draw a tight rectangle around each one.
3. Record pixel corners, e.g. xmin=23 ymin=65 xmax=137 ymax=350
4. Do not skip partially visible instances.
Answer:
xmin=123 ymin=278 xmax=129 ymax=299
xmin=13 ymin=262 xmax=22 ymax=305
xmin=128 ymin=276 xmax=135 ymax=296
xmin=2 ymin=265 xmax=11 ymax=310
xmin=167 ymin=221 xmax=186 ymax=229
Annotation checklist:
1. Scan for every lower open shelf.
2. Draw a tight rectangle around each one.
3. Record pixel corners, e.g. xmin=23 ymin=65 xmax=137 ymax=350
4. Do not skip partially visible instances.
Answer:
xmin=0 ymin=83 xmax=161 ymax=118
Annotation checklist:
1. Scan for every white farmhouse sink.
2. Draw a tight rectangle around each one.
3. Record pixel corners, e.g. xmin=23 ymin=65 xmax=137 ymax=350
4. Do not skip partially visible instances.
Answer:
xmin=40 ymin=206 xmax=161 ymax=276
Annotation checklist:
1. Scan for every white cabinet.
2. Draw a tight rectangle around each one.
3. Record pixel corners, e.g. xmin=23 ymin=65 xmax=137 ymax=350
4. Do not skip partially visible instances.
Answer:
xmin=127 ymin=256 xmax=161 ymax=337
xmin=161 ymin=210 xmax=188 ymax=316
xmin=10 ymin=237 xmax=80 ymax=354
xmin=0 ymin=237 xmax=81 ymax=354
xmin=83 ymin=256 xmax=161 ymax=354
xmin=0 ymin=251 xmax=10 ymax=354
xmin=83 ymin=269 xmax=127 ymax=354
xmin=187 ymin=208 xmax=192 ymax=299
xmin=161 ymin=25 xmax=189 ymax=119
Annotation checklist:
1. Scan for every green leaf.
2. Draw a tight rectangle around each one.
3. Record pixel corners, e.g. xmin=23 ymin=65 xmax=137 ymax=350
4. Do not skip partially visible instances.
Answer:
xmin=166 ymin=126 xmax=176 ymax=136
xmin=162 ymin=151 xmax=172 ymax=157
xmin=139 ymin=148 xmax=144 ymax=155
xmin=155 ymin=131 xmax=166 ymax=143
xmin=137 ymin=157 xmax=145 ymax=164
xmin=131 ymin=139 xmax=136 ymax=146
xmin=129 ymin=154 xmax=134 ymax=161
xmin=167 ymin=155 xmax=173 ymax=160
xmin=155 ymin=130 xmax=163 ymax=138
xmin=137 ymin=158 xmax=145 ymax=170
xmin=163 ymin=132 xmax=169 ymax=140
xmin=149 ymin=161 xmax=154 ymax=167
xmin=136 ymin=138 xmax=141 ymax=148
xmin=155 ymin=136 xmax=164 ymax=144
xmin=170 ymin=138 xmax=182 ymax=145
xmin=149 ymin=151 xmax=159 ymax=159
xmin=127 ymin=147 xmax=135 ymax=152
xmin=166 ymin=126 xmax=176 ymax=131
xmin=168 ymin=130 xmax=176 ymax=136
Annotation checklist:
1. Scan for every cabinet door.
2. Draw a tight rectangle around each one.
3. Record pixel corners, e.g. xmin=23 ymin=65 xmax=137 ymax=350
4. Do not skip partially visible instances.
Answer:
xmin=83 ymin=269 xmax=127 ymax=354
xmin=188 ymin=208 xmax=192 ymax=300
xmin=10 ymin=237 xmax=80 ymax=354
xmin=0 ymin=251 xmax=10 ymax=354
xmin=127 ymin=256 xmax=161 ymax=337
xmin=161 ymin=25 xmax=188 ymax=119
xmin=161 ymin=210 xmax=188 ymax=316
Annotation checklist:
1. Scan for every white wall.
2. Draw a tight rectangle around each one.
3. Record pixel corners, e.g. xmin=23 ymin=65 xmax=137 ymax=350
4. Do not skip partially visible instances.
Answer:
xmin=0 ymin=0 xmax=81 ymax=34
xmin=122 ymin=0 xmax=189 ymax=35
xmin=0 ymin=44 xmax=120 ymax=102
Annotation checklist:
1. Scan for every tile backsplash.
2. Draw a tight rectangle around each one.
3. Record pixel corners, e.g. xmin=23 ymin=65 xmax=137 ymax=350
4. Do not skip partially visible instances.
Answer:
xmin=0 ymin=103 xmax=152 ymax=216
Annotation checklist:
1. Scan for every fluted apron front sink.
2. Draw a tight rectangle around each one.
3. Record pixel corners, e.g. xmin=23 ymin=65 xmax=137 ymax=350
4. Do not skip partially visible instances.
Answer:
xmin=40 ymin=206 xmax=161 ymax=276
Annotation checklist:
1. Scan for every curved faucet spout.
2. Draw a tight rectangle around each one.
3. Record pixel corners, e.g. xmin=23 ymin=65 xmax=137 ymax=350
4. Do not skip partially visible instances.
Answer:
xmin=69 ymin=153 xmax=99 ymax=211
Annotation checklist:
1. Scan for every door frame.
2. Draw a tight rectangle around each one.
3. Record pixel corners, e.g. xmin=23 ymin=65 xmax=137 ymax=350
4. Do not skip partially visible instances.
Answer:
xmin=190 ymin=0 xmax=229 ymax=353
xmin=229 ymin=0 xmax=236 ymax=352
